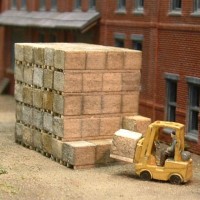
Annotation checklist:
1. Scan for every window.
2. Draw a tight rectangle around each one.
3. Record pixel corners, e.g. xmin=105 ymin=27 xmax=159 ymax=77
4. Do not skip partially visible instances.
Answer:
xmin=186 ymin=77 xmax=200 ymax=142
xmin=165 ymin=73 xmax=179 ymax=122
xmin=51 ymin=0 xmax=57 ymax=11
xmin=11 ymin=0 xmax=17 ymax=9
xmin=114 ymin=33 xmax=125 ymax=48
xmin=131 ymin=34 xmax=143 ymax=51
xmin=115 ymin=39 xmax=124 ymax=47
xmin=21 ymin=0 xmax=26 ymax=10
xmin=75 ymin=0 xmax=81 ymax=10
xmin=171 ymin=0 xmax=182 ymax=11
xmin=39 ymin=32 xmax=45 ymax=42
xmin=10 ymin=28 xmax=26 ymax=69
xmin=194 ymin=0 xmax=200 ymax=12
xmin=135 ymin=0 xmax=144 ymax=12
xmin=117 ymin=0 xmax=126 ymax=12
xmin=89 ymin=0 xmax=96 ymax=10
xmin=133 ymin=41 xmax=142 ymax=51
xmin=50 ymin=33 xmax=57 ymax=42
xmin=39 ymin=0 xmax=46 ymax=11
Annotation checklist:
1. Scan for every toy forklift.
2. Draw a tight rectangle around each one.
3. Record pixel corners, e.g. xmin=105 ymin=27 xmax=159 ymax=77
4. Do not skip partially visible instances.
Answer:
xmin=134 ymin=121 xmax=193 ymax=184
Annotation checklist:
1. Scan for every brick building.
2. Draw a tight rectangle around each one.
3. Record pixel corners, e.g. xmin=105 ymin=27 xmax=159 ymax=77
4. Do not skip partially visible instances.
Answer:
xmin=0 ymin=0 xmax=100 ymax=94
xmin=0 ymin=0 xmax=200 ymax=153
xmin=100 ymin=0 xmax=200 ymax=153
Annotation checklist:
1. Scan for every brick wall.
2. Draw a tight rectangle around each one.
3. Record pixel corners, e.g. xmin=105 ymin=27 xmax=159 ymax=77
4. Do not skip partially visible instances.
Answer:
xmin=157 ymin=30 xmax=200 ymax=109
xmin=99 ymin=0 xmax=159 ymax=120
xmin=158 ymin=0 xmax=200 ymax=25
xmin=1 ymin=0 xmax=96 ymax=12
xmin=99 ymin=0 xmax=200 ymax=154
xmin=155 ymin=29 xmax=200 ymax=154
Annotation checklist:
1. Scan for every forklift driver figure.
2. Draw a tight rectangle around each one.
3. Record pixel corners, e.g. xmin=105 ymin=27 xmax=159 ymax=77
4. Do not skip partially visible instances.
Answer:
xmin=160 ymin=130 xmax=176 ymax=166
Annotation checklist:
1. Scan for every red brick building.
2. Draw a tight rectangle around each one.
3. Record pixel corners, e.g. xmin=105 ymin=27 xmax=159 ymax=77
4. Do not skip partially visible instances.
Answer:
xmin=0 ymin=0 xmax=200 ymax=153
xmin=100 ymin=0 xmax=200 ymax=153
xmin=0 ymin=0 xmax=100 ymax=94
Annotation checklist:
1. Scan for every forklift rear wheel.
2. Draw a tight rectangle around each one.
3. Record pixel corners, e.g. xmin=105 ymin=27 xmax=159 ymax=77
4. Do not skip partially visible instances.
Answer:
xmin=169 ymin=175 xmax=182 ymax=185
xmin=140 ymin=171 xmax=152 ymax=181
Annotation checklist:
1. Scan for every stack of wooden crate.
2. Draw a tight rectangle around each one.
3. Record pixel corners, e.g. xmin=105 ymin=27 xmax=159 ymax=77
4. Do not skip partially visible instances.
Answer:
xmin=14 ymin=43 xmax=143 ymax=169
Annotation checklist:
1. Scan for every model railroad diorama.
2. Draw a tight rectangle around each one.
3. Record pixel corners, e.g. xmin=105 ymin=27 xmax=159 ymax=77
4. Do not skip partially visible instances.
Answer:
xmin=14 ymin=43 xmax=150 ymax=169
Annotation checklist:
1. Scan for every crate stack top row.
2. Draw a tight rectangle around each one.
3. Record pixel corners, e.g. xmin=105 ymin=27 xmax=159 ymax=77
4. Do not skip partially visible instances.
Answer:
xmin=15 ymin=43 xmax=142 ymax=142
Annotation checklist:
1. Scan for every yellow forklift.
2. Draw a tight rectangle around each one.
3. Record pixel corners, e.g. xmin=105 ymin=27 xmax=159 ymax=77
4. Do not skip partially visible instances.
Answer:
xmin=134 ymin=121 xmax=193 ymax=184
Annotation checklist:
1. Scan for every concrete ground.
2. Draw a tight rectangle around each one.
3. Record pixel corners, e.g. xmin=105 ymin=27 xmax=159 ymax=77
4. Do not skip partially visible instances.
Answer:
xmin=0 ymin=95 xmax=200 ymax=200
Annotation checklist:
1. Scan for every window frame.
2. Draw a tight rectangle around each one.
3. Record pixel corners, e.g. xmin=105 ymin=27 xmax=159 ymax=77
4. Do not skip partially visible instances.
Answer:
xmin=49 ymin=32 xmax=57 ymax=42
xmin=116 ymin=0 xmax=126 ymax=13
xmin=10 ymin=28 xmax=26 ymax=71
xmin=11 ymin=0 xmax=17 ymax=10
xmin=194 ymin=0 xmax=200 ymax=12
xmin=132 ymin=40 xmax=142 ymax=51
xmin=20 ymin=0 xmax=26 ymax=10
xmin=89 ymin=0 xmax=96 ymax=10
xmin=186 ymin=76 xmax=200 ymax=142
xmin=114 ymin=33 xmax=125 ymax=48
xmin=171 ymin=0 xmax=182 ymax=12
xmin=74 ymin=0 xmax=81 ymax=10
xmin=115 ymin=39 xmax=125 ymax=48
xmin=39 ymin=0 xmax=46 ymax=11
xmin=131 ymin=34 xmax=144 ymax=51
xmin=134 ymin=0 xmax=144 ymax=13
xmin=164 ymin=73 xmax=179 ymax=122
xmin=50 ymin=0 xmax=57 ymax=11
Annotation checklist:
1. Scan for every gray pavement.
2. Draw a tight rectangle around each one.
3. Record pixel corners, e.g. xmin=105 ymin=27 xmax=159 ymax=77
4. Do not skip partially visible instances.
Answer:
xmin=0 ymin=95 xmax=15 ymax=132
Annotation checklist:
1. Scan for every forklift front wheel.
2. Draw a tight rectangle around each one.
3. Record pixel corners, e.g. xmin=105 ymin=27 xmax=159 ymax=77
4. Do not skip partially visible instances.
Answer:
xmin=169 ymin=174 xmax=183 ymax=185
xmin=140 ymin=170 xmax=152 ymax=181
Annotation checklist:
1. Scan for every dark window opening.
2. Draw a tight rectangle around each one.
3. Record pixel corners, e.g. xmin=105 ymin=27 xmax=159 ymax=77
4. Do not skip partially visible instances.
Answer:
xmin=11 ymin=0 xmax=17 ymax=9
xmin=51 ymin=0 xmax=57 ymax=11
xmin=131 ymin=34 xmax=143 ymax=51
xmin=39 ymin=32 xmax=45 ymax=42
xmin=135 ymin=0 xmax=144 ymax=10
xmin=89 ymin=0 xmax=96 ymax=9
xmin=39 ymin=0 xmax=46 ymax=11
xmin=50 ymin=33 xmax=57 ymax=42
xmin=10 ymin=28 xmax=26 ymax=70
xmin=194 ymin=0 xmax=200 ymax=12
xmin=75 ymin=0 xmax=81 ymax=10
xmin=140 ymin=0 xmax=144 ymax=7
xmin=166 ymin=80 xmax=177 ymax=122
xmin=114 ymin=33 xmax=126 ymax=48
xmin=118 ymin=0 xmax=126 ymax=10
xmin=188 ymin=84 xmax=199 ymax=137
xmin=172 ymin=0 xmax=182 ymax=11
xmin=115 ymin=39 xmax=124 ymax=48
xmin=21 ymin=0 xmax=26 ymax=10
xmin=132 ymin=40 xmax=142 ymax=51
